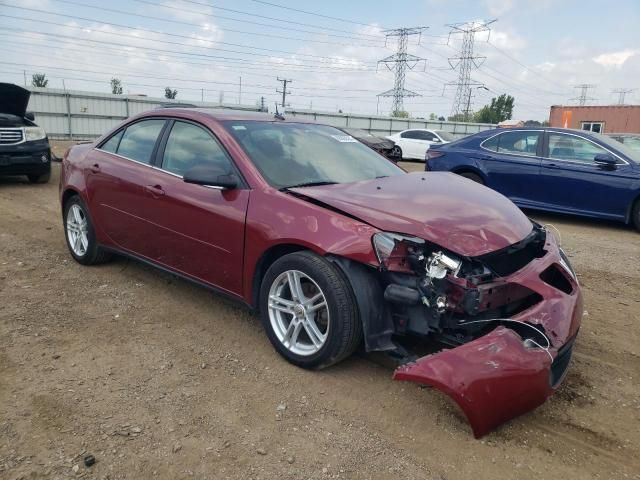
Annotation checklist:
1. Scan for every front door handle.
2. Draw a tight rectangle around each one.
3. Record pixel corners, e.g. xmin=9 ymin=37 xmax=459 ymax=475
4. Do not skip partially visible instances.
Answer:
xmin=144 ymin=184 xmax=165 ymax=197
xmin=89 ymin=163 xmax=100 ymax=173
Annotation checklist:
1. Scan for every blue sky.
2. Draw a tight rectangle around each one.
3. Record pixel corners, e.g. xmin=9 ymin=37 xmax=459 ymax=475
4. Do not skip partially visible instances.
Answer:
xmin=1 ymin=0 xmax=639 ymax=120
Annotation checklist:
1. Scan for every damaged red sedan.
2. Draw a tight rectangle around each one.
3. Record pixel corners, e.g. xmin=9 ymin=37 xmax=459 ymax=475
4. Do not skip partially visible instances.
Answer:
xmin=60 ymin=109 xmax=583 ymax=437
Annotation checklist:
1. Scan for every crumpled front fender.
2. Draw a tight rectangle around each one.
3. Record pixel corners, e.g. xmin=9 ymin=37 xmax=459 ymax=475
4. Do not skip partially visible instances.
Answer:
xmin=393 ymin=327 xmax=553 ymax=438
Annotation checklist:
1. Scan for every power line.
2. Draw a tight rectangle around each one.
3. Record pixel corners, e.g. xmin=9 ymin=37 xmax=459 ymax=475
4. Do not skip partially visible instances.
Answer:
xmin=170 ymin=0 xmax=383 ymax=38
xmin=0 ymin=6 xmax=379 ymax=63
xmin=445 ymin=20 xmax=495 ymax=120
xmin=0 ymin=28 xmax=374 ymax=72
xmin=571 ymin=84 xmax=597 ymax=106
xmin=250 ymin=0 xmax=380 ymax=28
xmin=377 ymin=27 xmax=428 ymax=115
xmin=35 ymin=0 xmax=383 ymax=47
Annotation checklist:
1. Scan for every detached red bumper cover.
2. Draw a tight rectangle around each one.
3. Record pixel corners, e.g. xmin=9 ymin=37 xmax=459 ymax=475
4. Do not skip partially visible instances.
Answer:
xmin=393 ymin=239 xmax=583 ymax=438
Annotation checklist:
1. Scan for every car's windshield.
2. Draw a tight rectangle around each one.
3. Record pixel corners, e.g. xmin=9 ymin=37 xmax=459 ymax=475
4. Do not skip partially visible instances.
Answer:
xmin=223 ymin=121 xmax=404 ymax=189
xmin=435 ymin=130 xmax=455 ymax=142
xmin=592 ymin=132 xmax=640 ymax=164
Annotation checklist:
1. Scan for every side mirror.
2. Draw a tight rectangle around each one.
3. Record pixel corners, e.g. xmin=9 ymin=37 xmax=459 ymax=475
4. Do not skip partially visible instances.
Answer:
xmin=431 ymin=137 xmax=441 ymax=143
xmin=25 ymin=112 xmax=35 ymax=121
xmin=594 ymin=153 xmax=617 ymax=170
xmin=183 ymin=166 xmax=238 ymax=189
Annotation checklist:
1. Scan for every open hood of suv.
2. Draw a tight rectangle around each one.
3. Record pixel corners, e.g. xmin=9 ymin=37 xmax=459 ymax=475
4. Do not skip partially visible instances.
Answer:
xmin=290 ymin=172 xmax=533 ymax=257
xmin=0 ymin=83 xmax=31 ymax=118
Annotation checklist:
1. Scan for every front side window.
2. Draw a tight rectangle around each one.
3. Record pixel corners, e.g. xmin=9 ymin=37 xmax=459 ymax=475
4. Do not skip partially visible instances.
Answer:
xmin=100 ymin=129 xmax=124 ymax=153
xmin=417 ymin=131 xmax=437 ymax=141
xmin=224 ymin=121 xmax=403 ymax=189
xmin=161 ymin=121 xmax=233 ymax=176
xmin=548 ymin=133 xmax=608 ymax=163
xmin=116 ymin=119 xmax=166 ymax=164
xmin=484 ymin=131 xmax=540 ymax=156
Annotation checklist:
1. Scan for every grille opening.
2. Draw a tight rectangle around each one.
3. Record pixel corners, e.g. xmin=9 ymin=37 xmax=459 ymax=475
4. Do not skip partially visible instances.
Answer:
xmin=0 ymin=128 xmax=24 ymax=145
xmin=477 ymin=226 xmax=547 ymax=277
xmin=540 ymin=264 xmax=573 ymax=294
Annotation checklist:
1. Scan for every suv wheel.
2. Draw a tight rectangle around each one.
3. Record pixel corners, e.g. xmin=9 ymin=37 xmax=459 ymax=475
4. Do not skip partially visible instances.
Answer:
xmin=28 ymin=171 xmax=51 ymax=184
xmin=260 ymin=251 xmax=362 ymax=369
xmin=63 ymin=196 xmax=112 ymax=265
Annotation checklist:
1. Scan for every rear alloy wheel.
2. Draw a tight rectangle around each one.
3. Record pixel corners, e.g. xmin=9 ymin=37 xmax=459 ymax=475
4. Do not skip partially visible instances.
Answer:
xmin=458 ymin=171 xmax=484 ymax=185
xmin=63 ymin=196 xmax=112 ymax=265
xmin=632 ymin=200 xmax=640 ymax=232
xmin=390 ymin=145 xmax=402 ymax=160
xmin=260 ymin=251 xmax=361 ymax=369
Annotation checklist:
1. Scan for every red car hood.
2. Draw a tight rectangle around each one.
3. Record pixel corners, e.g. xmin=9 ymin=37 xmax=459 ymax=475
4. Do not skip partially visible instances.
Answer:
xmin=291 ymin=172 xmax=533 ymax=257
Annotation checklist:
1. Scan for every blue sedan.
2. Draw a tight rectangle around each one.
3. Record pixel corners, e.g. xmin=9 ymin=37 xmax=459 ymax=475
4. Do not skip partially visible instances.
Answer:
xmin=426 ymin=127 xmax=640 ymax=230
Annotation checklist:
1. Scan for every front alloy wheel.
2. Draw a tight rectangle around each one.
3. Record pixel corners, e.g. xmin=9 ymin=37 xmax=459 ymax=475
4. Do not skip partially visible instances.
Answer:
xmin=260 ymin=251 xmax=362 ymax=369
xmin=268 ymin=270 xmax=329 ymax=356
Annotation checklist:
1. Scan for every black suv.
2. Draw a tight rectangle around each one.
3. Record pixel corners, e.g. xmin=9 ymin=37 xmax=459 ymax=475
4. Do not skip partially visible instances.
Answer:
xmin=0 ymin=83 xmax=51 ymax=183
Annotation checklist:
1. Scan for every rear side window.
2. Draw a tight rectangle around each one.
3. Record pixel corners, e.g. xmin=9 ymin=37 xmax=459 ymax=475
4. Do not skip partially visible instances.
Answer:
xmin=161 ymin=121 xmax=233 ymax=176
xmin=116 ymin=119 xmax=166 ymax=164
xmin=100 ymin=130 xmax=123 ymax=153
xmin=401 ymin=130 xmax=420 ymax=139
xmin=481 ymin=134 xmax=499 ymax=152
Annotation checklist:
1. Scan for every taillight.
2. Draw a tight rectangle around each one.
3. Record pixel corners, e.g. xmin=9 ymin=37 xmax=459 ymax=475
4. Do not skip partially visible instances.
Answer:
xmin=427 ymin=150 xmax=445 ymax=160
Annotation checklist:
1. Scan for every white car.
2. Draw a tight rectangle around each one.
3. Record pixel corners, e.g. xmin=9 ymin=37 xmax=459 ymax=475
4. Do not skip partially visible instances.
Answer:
xmin=387 ymin=129 xmax=455 ymax=161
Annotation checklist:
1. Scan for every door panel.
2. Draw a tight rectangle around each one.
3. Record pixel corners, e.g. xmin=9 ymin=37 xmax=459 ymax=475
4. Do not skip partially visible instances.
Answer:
xmin=473 ymin=130 xmax=543 ymax=205
xmin=538 ymin=133 xmax=633 ymax=218
xmin=86 ymin=119 xmax=167 ymax=258
xmin=139 ymin=120 xmax=249 ymax=295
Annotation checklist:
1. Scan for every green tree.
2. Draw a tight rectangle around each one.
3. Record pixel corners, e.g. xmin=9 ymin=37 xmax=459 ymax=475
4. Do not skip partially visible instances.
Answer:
xmin=473 ymin=94 xmax=515 ymax=124
xmin=447 ymin=113 xmax=467 ymax=122
xmin=31 ymin=73 xmax=48 ymax=88
xmin=164 ymin=87 xmax=178 ymax=99
xmin=392 ymin=110 xmax=409 ymax=118
xmin=110 ymin=78 xmax=123 ymax=95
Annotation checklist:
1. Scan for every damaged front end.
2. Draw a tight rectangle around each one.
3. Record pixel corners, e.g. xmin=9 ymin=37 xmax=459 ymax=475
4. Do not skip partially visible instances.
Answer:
xmin=371 ymin=224 xmax=583 ymax=437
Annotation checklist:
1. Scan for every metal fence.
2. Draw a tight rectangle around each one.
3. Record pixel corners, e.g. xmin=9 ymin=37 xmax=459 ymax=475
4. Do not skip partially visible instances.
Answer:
xmin=26 ymin=87 xmax=497 ymax=140
xmin=284 ymin=109 xmax=497 ymax=138
xmin=26 ymin=87 xmax=261 ymax=140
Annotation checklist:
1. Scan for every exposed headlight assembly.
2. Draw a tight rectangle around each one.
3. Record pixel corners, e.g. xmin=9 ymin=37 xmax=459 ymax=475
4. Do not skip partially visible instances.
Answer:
xmin=24 ymin=126 xmax=47 ymax=142
xmin=372 ymin=232 xmax=424 ymax=269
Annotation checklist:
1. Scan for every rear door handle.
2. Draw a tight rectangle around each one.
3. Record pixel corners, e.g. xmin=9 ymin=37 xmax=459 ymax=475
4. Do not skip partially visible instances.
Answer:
xmin=89 ymin=163 xmax=100 ymax=173
xmin=144 ymin=184 xmax=165 ymax=197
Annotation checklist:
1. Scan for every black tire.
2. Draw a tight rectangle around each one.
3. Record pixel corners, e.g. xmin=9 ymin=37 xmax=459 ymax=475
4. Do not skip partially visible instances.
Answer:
xmin=632 ymin=199 xmax=640 ymax=232
xmin=63 ymin=195 xmax=113 ymax=265
xmin=259 ymin=251 xmax=362 ymax=370
xmin=458 ymin=171 xmax=484 ymax=184
xmin=27 ymin=171 xmax=51 ymax=184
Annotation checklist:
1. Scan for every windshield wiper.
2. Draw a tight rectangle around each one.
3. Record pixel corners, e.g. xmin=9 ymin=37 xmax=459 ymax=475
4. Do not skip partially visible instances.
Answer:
xmin=280 ymin=181 xmax=338 ymax=191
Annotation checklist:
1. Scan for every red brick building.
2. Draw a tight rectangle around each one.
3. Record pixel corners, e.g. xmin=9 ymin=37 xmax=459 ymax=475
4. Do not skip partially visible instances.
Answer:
xmin=548 ymin=105 xmax=640 ymax=134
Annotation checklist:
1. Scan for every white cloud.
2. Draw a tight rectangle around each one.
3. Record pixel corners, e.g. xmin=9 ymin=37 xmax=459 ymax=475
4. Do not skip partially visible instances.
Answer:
xmin=592 ymin=49 xmax=639 ymax=68
xmin=482 ymin=0 xmax=514 ymax=16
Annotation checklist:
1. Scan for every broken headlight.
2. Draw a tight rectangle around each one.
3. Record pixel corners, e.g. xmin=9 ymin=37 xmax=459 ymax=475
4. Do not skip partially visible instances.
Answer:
xmin=372 ymin=232 xmax=425 ymax=270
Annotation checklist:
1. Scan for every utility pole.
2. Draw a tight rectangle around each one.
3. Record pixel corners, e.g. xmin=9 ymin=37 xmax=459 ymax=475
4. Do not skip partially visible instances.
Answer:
xmin=277 ymin=77 xmax=292 ymax=108
xmin=239 ymin=76 xmax=242 ymax=105
xmin=201 ymin=88 xmax=204 ymax=102
xmin=259 ymin=96 xmax=266 ymax=112
xmin=377 ymin=27 xmax=428 ymax=116
xmin=612 ymin=88 xmax=634 ymax=105
xmin=446 ymin=20 xmax=495 ymax=121
xmin=571 ymin=84 xmax=596 ymax=106
xmin=23 ymin=70 xmax=27 ymax=86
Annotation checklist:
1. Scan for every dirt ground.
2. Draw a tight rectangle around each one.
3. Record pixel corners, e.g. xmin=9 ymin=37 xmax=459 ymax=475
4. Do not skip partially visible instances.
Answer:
xmin=1 ymin=155 xmax=639 ymax=479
